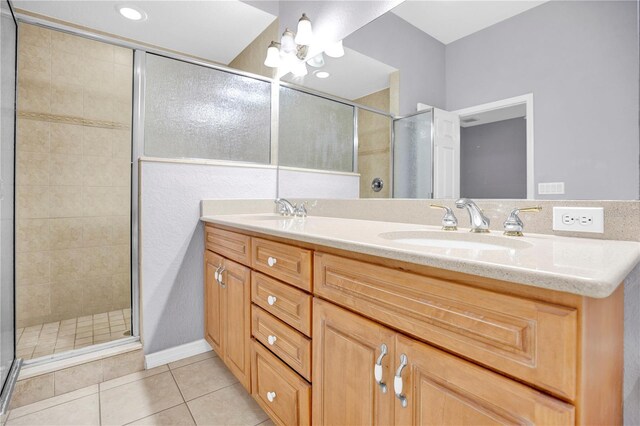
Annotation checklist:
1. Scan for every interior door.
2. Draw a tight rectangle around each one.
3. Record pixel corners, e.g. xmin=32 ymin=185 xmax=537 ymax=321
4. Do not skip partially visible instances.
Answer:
xmin=432 ymin=108 xmax=460 ymax=198
xmin=0 ymin=0 xmax=19 ymax=413
xmin=312 ymin=299 xmax=395 ymax=426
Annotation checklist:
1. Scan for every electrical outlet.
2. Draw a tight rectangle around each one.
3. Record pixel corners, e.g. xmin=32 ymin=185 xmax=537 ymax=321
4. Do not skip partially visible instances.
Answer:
xmin=552 ymin=207 xmax=604 ymax=233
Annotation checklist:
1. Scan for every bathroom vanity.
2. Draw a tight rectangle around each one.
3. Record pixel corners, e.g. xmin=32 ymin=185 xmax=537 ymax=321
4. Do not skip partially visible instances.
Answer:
xmin=201 ymin=213 xmax=640 ymax=426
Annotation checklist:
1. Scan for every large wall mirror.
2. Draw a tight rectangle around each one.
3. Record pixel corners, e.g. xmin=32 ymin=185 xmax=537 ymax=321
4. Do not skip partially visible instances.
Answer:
xmin=17 ymin=0 xmax=638 ymax=201
xmin=272 ymin=0 xmax=639 ymax=201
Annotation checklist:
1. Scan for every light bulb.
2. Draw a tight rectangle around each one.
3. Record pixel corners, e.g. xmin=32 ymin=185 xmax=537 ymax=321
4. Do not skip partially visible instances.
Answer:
xmin=307 ymin=53 xmax=325 ymax=68
xmin=292 ymin=61 xmax=308 ymax=77
xmin=314 ymin=71 xmax=330 ymax=79
xmin=264 ymin=41 xmax=281 ymax=68
xmin=281 ymin=29 xmax=296 ymax=54
xmin=325 ymin=40 xmax=344 ymax=58
xmin=295 ymin=13 xmax=313 ymax=46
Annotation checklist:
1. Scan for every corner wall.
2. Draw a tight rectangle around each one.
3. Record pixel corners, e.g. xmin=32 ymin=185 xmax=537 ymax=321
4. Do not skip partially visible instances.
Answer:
xmin=139 ymin=160 xmax=277 ymax=355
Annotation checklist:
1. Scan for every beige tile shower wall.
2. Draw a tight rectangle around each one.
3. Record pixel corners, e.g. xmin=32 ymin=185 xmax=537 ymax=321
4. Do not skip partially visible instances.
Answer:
xmin=355 ymin=88 xmax=391 ymax=198
xmin=15 ymin=24 xmax=132 ymax=328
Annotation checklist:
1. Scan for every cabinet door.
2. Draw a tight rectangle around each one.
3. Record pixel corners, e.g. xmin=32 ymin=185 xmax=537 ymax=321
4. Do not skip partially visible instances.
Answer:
xmin=204 ymin=250 xmax=224 ymax=356
xmin=313 ymin=299 xmax=395 ymax=426
xmin=221 ymin=257 xmax=252 ymax=391
xmin=394 ymin=334 xmax=574 ymax=426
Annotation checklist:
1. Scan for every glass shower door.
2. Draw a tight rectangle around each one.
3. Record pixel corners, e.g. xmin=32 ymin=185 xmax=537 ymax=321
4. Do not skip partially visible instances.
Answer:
xmin=392 ymin=110 xmax=433 ymax=198
xmin=0 ymin=0 xmax=20 ymax=412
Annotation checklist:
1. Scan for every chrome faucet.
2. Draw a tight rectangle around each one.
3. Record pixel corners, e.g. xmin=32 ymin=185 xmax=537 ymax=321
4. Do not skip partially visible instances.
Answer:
xmin=275 ymin=198 xmax=308 ymax=217
xmin=430 ymin=204 xmax=458 ymax=231
xmin=274 ymin=198 xmax=296 ymax=216
xmin=503 ymin=206 xmax=542 ymax=236
xmin=455 ymin=198 xmax=491 ymax=233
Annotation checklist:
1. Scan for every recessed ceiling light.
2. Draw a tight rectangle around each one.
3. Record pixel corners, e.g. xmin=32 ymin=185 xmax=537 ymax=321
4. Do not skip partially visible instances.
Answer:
xmin=314 ymin=71 xmax=330 ymax=79
xmin=117 ymin=5 xmax=146 ymax=21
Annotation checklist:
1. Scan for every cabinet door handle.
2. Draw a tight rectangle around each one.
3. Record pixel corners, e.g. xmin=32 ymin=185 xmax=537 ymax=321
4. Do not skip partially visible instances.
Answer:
xmin=217 ymin=266 xmax=226 ymax=288
xmin=214 ymin=265 xmax=221 ymax=282
xmin=374 ymin=343 xmax=388 ymax=393
xmin=267 ymin=335 xmax=277 ymax=346
xmin=267 ymin=256 xmax=277 ymax=267
xmin=267 ymin=295 xmax=277 ymax=306
xmin=394 ymin=354 xmax=408 ymax=408
xmin=266 ymin=391 xmax=276 ymax=402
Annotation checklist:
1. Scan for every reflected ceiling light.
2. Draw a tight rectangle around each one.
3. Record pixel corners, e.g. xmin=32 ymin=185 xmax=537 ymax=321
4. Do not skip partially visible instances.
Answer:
xmin=325 ymin=40 xmax=344 ymax=58
xmin=314 ymin=71 xmax=330 ymax=79
xmin=117 ymin=5 xmax=146 ymax=21
xmin=295 ymin=13 xmax=313 ymax=45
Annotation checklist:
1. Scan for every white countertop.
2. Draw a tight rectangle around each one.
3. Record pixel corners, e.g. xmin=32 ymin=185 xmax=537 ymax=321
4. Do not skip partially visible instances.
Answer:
xmin=201 ymin=213 xmax=640 ymax=298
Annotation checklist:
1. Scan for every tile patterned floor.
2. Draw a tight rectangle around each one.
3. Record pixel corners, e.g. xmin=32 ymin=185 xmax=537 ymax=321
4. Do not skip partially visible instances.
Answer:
xmin=16 ymin=309 xmax=132 ymax=360
xmin=4 ymin=351 xmax=273 ymax=426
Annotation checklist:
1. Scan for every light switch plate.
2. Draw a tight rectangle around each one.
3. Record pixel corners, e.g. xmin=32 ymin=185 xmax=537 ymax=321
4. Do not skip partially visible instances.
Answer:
xmin=552 ymin=207 xmax=604 ymax=233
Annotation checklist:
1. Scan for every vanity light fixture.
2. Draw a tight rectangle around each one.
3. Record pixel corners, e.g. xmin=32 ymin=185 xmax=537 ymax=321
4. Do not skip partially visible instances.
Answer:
xmin=314 ymin=71 xmax=330 ymax=79
xmin=325 ymin=39 xmax=344 ymax=58
xmin=117 ymin=5 xmax=146 ymax=21
xmin=307 ymin=53 xmax=325 ymax=68
xmin=264 ymin=13 xmax=316 ymax=76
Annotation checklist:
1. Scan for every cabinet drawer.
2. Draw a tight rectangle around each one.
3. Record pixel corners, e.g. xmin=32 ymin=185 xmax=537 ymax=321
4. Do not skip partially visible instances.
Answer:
xmin=252 ymin=340 xmax=311 ymax=426
xmin=314 ymin=252 xmax=578 ymax=400
xmin=252 ymin=305 xmax=312 ymax=381
xmin=252 ymin=238 xmax=312 ymax=291
xmin=252 ymin=271 xmax=312 ymax=337
xmin=205 ymin=226 xmax=251 ymax=266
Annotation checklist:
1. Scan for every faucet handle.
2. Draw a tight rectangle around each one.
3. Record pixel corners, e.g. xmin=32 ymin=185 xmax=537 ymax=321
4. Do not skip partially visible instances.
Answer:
xmin=503 ymin=206 xmax=542 ymax=236
xmin=430 ymin=204 xmax=458 ymax=231
xmin=294 ymin=202 xmax=308 ymax=218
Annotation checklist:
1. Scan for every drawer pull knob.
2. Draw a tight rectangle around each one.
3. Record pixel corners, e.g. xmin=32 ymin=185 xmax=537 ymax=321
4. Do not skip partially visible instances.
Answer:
xmin=394 ymin=354 xmax=408 ymax=408
xmin=267 ymin=295 xmax=277 ymax=306
xmin=374 ymin=343 xmax=388 ymax=393
xmin=267 ymin=257 xmax=277 ymax=267
xmin=267 ymin=335 xmax=277 ymax=345
xmin=266 ymin=391 xmax=276 ymax=402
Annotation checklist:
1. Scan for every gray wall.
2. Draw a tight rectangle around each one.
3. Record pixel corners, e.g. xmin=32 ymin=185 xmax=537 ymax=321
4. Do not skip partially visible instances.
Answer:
xmin=460 ymin=118 xmax=527 ymax=199
xmin=140 ymin=162 xmax=277 ymax=355
xmin=345 ymin=12 xmax=446 ymax=115
xmin=447 ymin=0 xmax=639 ymax=200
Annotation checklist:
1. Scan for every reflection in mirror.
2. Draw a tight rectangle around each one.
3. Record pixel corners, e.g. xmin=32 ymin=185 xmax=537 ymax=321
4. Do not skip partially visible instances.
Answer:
xmin=273 ymin=0 xmax=639 ymax=201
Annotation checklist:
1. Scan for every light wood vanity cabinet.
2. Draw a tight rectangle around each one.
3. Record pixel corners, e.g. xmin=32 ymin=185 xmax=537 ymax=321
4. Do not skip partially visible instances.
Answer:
xmin=205 ymin=225 xmax=314 ymax=425
xmin=204 ymin=224 xmax=623 ymax=426
xmin=313 ymin=299 xmax=575 ymax=425
xmin=204 ymin=235 xmax=251 ymax=391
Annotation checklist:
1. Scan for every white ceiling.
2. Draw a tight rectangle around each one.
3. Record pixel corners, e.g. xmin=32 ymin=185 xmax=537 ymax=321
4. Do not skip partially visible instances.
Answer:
xmin=391 ymin=0 xmax=548 ymax=45
xmin=12 ymin=0 xmax=277 ymax=64
xmin=283 ymin=47 xmax=397 ymax=101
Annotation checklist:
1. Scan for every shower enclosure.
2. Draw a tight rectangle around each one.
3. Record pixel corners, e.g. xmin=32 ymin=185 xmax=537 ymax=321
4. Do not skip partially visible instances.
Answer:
xmin=14 ymin=24 xmax=133 ymax=361
xmin=0 ymin=0 xmax=19 ymax=411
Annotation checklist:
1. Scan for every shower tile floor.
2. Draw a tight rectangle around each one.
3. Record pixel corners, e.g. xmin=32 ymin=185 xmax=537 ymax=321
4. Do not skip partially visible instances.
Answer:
xmin=16 ymin=309 xmax=132 ymax=360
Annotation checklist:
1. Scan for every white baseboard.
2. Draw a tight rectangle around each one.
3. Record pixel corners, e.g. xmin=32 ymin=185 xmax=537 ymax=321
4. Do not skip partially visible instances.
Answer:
xmin=144 ymin=339 xmax=212 ymax=369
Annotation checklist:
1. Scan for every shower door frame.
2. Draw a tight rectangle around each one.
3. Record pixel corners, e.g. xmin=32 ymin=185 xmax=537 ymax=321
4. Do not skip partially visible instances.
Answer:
xmin=13 ymin=14 xmax=142 ymax=364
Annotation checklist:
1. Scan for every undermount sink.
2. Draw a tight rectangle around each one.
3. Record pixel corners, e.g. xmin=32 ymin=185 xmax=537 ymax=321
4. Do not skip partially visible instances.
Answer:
xmin=378 ymin=230 xmax=533 ymax=251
